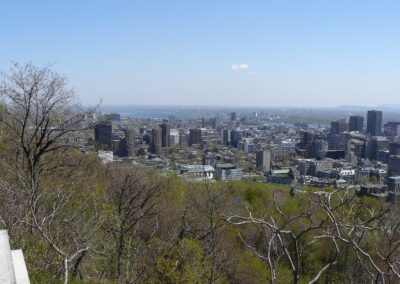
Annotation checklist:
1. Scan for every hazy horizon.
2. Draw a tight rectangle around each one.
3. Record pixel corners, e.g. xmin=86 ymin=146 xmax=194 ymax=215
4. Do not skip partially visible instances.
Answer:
xmin=95 ymin=103 xmax=400 ymax=110
xmin=2 ymin=1 xmax=400 ymax=107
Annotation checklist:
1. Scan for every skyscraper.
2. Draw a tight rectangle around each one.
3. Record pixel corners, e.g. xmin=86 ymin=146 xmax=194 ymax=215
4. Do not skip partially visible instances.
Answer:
xmin=389 ymin=142 xmax=400 ymax=156
xmin=125 ymin=127 xmax=135 ymax=157
xmin=330 ymin=121 xmax=339 ymax=135
xmin=222 ymin=129 xmax=229 ymax=145
xmin=94 ymin=122 xmax=112 ymax=150
xmin=189 ymin=128 xmax=202 ymax=146
xmin=150 ymin=127 xmax=162 ymax=154
xmin=349 ymin=115 xmax=364 ymax=132
xmin=367 ymin=110 xmax=383 ymax=136
xmin=256 ymin=150 xmax=271 ymax=172
xmin=384 ymin=121 xmax=400 ymax=137
xmin=211 ymin=118 xmax=217 ymax=129
xmin=160 ymin=123 xmax=170 ymax=148
xmin=179 ymin=130 xmax=188 ymax=146
xmin=330 ymin=119 xmax=347 ymax=135
xmin=301 ymin=131 xmax=315 ymax=149
xmin=367 ymin=136 xmax=388 ymax=160
xmin=230 ymin=128 xmax=241 ymax=147
xmin=231 ymin=112 xmax=237 ymax=121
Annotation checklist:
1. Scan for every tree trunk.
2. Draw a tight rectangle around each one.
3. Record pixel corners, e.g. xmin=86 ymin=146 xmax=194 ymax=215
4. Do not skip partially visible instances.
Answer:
xmin=64 ymin=257 xmax=68 ymax=284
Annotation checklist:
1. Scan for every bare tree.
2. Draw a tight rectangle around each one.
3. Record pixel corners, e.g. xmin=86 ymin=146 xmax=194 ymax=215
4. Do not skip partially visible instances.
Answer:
xmin=314 ymin=190 xmax=400 ymax=283
xmin=226 ymin=192 xmax=339 ymax=284
xmin=0 ymin=62 xmax=99 ymax=283
xmin=100 ymin=164 xmax=165 ymax=282
xmin=225 ymin=189 xmax=400 ymax=283
xmin=0 ymin=62 xmax=89 ymax=192
xmin=181 ymin=180 xmax=233 ymax=283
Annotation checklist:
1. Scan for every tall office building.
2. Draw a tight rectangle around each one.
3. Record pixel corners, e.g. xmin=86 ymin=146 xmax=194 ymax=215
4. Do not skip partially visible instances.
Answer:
xmin=384 ymin=121 xmax=400 ymax=137
xmin=116 ymin=137 xmax=128 ymax=157
xmin=302 ymin=131 xmax=315 ymax=146
xmin=367 ymin=136 xmax=389 ymax=160
xmin=367 ymin=110 xmax=383 ymax=136
xmin=211 ymin=118 xmax=217 ymax=129
xmin=256 ymin=150 xmax=271 ymax=172
xmin=222 ymin=129 xmax=229 ymax=145
xmin=94 ymin=122 xmax=112 ymax=150
xmin=331 ymin=119 xmax=347 ymax=135
xmin=150 ymin=127 xmax=162 ymax=154
xmin=230 ymin=128 xmax=242 ymax=147
xmin=179 ymin=130 xmax=188 ymax=146
xmin=314 ymin=139 xmax=329 ymax=159
xmin=330 ymin=121 xmax=339 ymax=135
xmin=388 ymin=156 xmax=400 ymax=176
xmin=389 ymin=142 xmax=400 ymax=156
xmin=189 ymin=128 xmax=202 ymax=146
xmin=231 ymin=112 xmax=237 ymax=121
xmin=349 ymin=116 xmax=364 ymax=132
xmin=160 ymin=123 xmax=170 ymax=148
xmin=125 ymin=127 xmax=135 ymax=157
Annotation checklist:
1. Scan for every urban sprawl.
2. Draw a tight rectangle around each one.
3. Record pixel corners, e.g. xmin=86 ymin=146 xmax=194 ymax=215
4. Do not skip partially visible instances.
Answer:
xmin=73 ymin=109 xmax=400 ymax=202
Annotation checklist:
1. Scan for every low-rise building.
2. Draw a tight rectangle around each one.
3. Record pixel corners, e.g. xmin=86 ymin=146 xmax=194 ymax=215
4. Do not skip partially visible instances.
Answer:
xmin=269 ymin=169 xmax=292 ymax=184
xmin=359 ymin=184 xmax=387 ymax=196
xmin=214 ymin=163 xmax=243 ymax=180
xmin=178 ymin=164 xmax=214 ymax=179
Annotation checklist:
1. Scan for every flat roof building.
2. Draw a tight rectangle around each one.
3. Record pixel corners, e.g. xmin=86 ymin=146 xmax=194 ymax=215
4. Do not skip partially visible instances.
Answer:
xmin=349 ymin=115 xmax=364 ymax=132
xmin=367 ymin=110 xmax=383 ymax=136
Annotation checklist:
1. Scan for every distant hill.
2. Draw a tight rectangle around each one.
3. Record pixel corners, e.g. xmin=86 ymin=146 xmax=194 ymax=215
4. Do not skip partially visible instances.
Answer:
xmin=330 ymin=105 xmax=400 ymax=112
xmin=331 ymin=105 xmax=373 ymax=111
xmin=377 ymin=104 xmax=400 ymax=111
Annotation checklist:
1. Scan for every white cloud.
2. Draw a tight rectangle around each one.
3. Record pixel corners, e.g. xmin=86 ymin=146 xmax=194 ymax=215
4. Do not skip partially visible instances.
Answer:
xmin=231 ymin=63 xmax=249 ymax=71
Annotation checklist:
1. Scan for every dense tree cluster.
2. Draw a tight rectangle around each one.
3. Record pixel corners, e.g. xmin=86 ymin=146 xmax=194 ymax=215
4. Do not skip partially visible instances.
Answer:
xmin=1 ymin=64 xmax=400 ymax=283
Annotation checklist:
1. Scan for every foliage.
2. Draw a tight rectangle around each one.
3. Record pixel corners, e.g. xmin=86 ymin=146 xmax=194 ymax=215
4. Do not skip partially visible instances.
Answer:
xmin=1 ymin=64 xmax=400 ymax=283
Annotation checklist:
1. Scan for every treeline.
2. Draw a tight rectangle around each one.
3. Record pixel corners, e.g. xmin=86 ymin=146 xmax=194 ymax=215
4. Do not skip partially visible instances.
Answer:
xmin=1 ymin=64 xmax=400 ymax=283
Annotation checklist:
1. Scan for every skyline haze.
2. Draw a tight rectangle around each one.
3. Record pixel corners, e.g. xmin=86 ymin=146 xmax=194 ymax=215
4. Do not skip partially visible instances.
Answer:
xmin=1 ymin=0 xmax=400 ymax=107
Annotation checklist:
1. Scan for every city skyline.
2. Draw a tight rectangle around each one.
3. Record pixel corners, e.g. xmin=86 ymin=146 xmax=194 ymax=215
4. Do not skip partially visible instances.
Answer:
xmin=1 ymin=1 xmax=400 ymax=107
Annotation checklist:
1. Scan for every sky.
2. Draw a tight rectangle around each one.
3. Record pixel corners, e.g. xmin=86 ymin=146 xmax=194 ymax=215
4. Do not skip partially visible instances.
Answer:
xmin=1 ymin=0 xmax=400 ymax=107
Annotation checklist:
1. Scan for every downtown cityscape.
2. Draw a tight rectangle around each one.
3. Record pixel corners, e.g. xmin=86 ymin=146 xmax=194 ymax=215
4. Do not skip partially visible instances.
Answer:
xmin=2 ymin=1 xmax=400 ymax=283
xmin=90 ymin=106 xmax=400 ymax=197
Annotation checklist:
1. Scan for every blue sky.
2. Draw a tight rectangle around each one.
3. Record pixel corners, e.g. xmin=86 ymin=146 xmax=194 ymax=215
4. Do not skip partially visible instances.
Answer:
xmin=1 ymin=0 xmax=400 ymax=107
